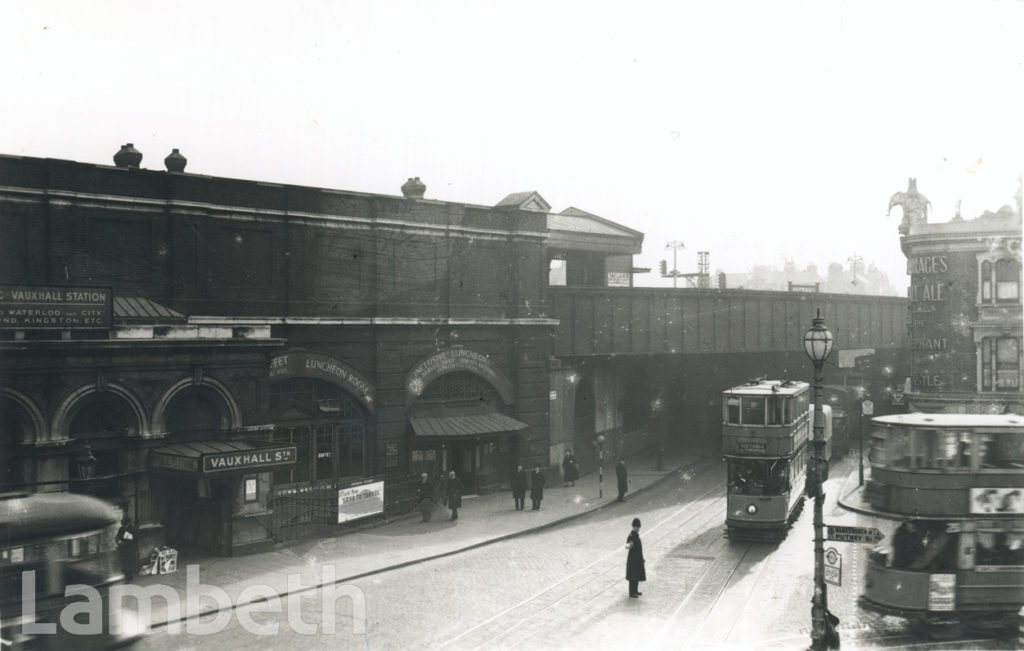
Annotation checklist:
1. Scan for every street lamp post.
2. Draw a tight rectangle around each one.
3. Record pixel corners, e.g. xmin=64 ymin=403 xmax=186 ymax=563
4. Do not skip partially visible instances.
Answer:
xmin=803 ymin=309 xmax=834 ymax=651
xmin=596 ymin=434 xmax=606 ymax=499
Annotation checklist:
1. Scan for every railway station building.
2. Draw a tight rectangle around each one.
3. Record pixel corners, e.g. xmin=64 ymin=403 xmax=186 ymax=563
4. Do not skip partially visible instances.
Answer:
xmin=0 ymin=146 xmax=642 ymax=555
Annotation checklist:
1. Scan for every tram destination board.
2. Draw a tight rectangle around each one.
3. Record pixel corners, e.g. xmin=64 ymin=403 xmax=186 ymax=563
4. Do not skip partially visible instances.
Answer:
xmin=826 ymin=524 xmax=884 ymax=544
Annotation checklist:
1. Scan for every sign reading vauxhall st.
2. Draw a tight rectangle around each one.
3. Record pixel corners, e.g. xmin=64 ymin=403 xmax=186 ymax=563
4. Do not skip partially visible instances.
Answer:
xmin=0 ymin=285 xmax=112 ymax=329
xmin=202 ymin=447 xmax=297 ymax=474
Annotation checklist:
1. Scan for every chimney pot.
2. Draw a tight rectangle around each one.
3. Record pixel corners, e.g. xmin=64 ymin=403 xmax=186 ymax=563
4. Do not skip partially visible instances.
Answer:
xmin=113 ymin=143 xmax=143 ymax=168
xmin=401 ymin=176 xmax=426 ymax=199
xmin=164 ymin=148 xmax=187 ymax=173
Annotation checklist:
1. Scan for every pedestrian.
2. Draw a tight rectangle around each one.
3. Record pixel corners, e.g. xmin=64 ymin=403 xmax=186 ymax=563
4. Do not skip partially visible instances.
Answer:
xmin=511 ymin=463 xmax=528 ymax=511
xmin=616 ymin=457 xmax=628 ymax=502
xmin=530 ymin=463 xmax=546 ymax=510
xmin=417 ymin=472 xmax=435 ymax=522
xmin=625 ymin=517 xmax=646 ymax=597
xmin=115 ymin=514 xmax=139 ymax=583
xmin=446 ymin=470 xmax=463 ymax=520
xmin=562 ymin=451 xmax=579 ymax=487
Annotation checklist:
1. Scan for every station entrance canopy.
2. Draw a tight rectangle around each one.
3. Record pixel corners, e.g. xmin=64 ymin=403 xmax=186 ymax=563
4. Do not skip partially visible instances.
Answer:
xmin=409 ymin=412 xmax=529 ymax=437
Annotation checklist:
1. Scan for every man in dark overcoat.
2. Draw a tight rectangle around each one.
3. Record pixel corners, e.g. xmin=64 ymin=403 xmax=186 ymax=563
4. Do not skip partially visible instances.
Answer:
xmin=416 ymin=472 xmax=435 ymax=522
xmin=625 ymin=517 xmax=646 ymax=597
xmin=446 ymin=470 xmax=463 ymax=520
xmin=511 ymin=463 xmax=528 ymax=511
xmin=616 ymin=457 xmax=628 ymax=502
xmin=530 ymin=463 xmax=546 ymax=511
xmin=115 ymin=514 xmax=139 ymax=582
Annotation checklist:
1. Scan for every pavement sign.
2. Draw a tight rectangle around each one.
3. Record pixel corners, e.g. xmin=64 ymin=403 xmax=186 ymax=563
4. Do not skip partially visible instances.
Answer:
xmin=824 ymin=547 xmax=841 ymax=586
xmin=826 ymin=524 xmax=884 ymax=544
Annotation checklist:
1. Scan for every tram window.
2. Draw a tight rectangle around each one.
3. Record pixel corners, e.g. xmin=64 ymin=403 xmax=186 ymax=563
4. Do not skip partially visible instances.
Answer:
xmin=766 ymin=460 xmax=789 ymax=492
xmin=885 ymin=428 xmax=911 ymax=467
xmin=890 ymin=521 xmax=957 ymax=570
xmin=977 ymin=531 xmax=1024 ymax=566
xmin=796 ymin=392 xmax=809 ymax=417
xmin=918 ymin=430 xmax=959 ymax=468
xmin=767 ymin=396 xmax=784 ymax=425
xmin=729 ymin=459 xmax=766 ymax=495
xmin=741 ymin=397 xmax=765 ymax=426
xmin=979 ymin=433 xmax=1024 ymax=469
xmin=726 ymin=397 xmax=741 ymax=424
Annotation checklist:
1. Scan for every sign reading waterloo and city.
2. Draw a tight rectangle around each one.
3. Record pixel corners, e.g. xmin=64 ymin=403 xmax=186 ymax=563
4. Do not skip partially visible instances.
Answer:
xmin=0 ymin=285 xmax=112 ymax=329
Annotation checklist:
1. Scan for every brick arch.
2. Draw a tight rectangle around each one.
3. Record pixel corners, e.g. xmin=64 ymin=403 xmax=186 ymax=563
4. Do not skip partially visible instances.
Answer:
xmin=151 ymin=376 xmax=243 ymax=437
xmin=0 ymin=388 xmax=46 ymax=445
xmin=51 ymin=383 xmax=148 ymax=442
xmin=405 ymin=346 xmax=515 ymax=408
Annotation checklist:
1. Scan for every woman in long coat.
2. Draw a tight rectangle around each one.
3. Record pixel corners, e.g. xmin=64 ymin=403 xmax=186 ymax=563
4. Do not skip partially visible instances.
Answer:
xmin=625 ymin=517 xmax=646 ymax=597
xmin=562 ymin=452 xmax=579 ymax=487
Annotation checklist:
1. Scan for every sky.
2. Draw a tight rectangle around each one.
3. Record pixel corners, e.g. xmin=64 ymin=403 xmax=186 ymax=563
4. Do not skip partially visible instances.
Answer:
xmin=2 ymin=1 xmax=1022 ymax=293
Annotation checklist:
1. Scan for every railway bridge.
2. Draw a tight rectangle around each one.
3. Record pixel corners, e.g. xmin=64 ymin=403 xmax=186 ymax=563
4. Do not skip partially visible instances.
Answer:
xmin=545 ymin=287 xmax=908 ymax=473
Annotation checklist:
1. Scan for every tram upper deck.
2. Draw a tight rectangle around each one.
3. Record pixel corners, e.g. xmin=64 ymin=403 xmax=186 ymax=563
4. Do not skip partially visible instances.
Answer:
xmin=865 ymin=413 xmax=1024 ymax=518
xmin=722 ymin=379 xmax=810 ymax=457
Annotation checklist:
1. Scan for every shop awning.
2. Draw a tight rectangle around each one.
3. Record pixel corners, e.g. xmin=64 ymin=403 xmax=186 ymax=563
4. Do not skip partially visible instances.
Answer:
xmin=410 ymin=413 xmax=529 ymax=437
xmin=150 ymin=440 xmax=297 ymax=475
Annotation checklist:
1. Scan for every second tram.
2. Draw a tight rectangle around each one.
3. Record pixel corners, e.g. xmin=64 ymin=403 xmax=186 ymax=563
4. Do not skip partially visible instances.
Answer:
xmin=722 ymin=379 xmax=832 ymax=540
xmin=0 ymin=491 xmax=145 ymax=649
xmin=858 ymin=413 xmax=1024 ymax=637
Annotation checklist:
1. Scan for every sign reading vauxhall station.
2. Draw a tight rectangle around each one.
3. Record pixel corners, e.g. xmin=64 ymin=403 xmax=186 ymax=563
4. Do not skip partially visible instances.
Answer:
xmin=0 ymin=285 xmax=112 ymax=329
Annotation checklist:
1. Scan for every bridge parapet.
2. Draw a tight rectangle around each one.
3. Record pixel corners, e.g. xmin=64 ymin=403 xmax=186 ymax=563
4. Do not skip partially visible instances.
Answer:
xmin=550 ymin=287 xmax=908 ymax=358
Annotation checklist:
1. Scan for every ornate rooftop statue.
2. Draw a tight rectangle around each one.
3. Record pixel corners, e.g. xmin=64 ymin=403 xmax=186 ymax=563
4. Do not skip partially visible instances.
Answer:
xmin=888 ymin=178 xmax=931 ymax=234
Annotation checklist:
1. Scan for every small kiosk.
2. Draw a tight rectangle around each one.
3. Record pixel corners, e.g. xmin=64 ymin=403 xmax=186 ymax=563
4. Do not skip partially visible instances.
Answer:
xmin=149 ymin=439 xmax=297 ymax=556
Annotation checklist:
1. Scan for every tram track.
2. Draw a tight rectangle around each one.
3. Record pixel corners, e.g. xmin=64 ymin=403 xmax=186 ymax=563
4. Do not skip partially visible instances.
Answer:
xmin=437 ymin=465 xmax=728 ymax=650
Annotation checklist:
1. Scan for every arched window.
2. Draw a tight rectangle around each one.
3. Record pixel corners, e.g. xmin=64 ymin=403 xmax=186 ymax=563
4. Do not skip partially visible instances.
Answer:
xmin=0 ymin=398 xmax=32 ymax=490
xmin=981 ymin=257 xmax=1021 ymax=305
xmin=165 ymin=387 xmax=230 ymax=442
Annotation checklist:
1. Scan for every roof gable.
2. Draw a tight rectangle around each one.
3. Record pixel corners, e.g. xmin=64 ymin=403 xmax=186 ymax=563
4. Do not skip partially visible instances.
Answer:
xmin=495 ymin=191 xmax=551 ymax=212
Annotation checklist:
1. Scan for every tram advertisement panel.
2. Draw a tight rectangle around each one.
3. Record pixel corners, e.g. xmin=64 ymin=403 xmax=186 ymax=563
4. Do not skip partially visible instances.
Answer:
xmin=970 ymin=487 xmax=1024 ymax=514
xmin=927 ymin=574 xmax=956 ymax=611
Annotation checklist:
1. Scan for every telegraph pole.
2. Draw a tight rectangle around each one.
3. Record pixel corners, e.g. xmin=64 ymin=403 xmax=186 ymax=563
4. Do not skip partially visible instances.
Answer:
xmin=665 ymin=240 xmax=685 ymax=288
xmin=848 ymin=254 xmax=863 ymax=286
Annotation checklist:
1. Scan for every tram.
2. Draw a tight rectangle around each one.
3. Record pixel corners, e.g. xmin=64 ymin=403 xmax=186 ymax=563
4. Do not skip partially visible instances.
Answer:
xmin=721 ymin=379 xmax=832 ymax=540
xmin=859 ymin=413 xmax=1024 ymax=636
xmin=0 ymin=491 xmax=145 ymax=649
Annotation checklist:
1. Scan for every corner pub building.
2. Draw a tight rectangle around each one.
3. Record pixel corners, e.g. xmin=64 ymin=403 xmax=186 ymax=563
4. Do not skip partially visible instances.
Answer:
xmin=0 ymin=145 xmax=642 ymax=556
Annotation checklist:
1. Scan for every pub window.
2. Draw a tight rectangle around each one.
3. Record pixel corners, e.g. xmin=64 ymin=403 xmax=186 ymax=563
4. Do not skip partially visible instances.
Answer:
xmin=995 ymin=259 xmax=1020 ymax=303
xmin=244 ymin=476 xmax=258 ymax=502
xmin=981 ymin=337 xmax=1021 ymax=392
xmin=981 ymin=258 xmax=1021 ymax=305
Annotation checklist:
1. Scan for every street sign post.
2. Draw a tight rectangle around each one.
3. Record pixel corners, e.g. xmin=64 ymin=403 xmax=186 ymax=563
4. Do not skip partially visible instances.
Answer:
xmin=826 ymin=524 xmax=884 ymax=544
xmin=824 ymin=547 xmax=841 ymax=586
